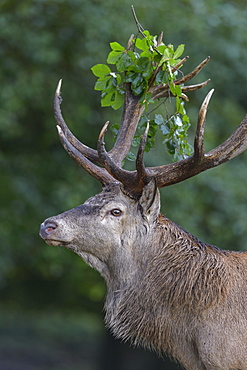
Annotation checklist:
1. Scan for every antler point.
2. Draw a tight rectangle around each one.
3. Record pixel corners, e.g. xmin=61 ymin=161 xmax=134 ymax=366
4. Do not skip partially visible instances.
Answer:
xmin=99 ymin=121 xmax=110 ymax=141
xmin=144 ymin=121 xmax=150 ymax=137
xmin=56 ymin=125 xmax=62 ymax=134
xmin=56 ymin=79 xmax=63 ymax=95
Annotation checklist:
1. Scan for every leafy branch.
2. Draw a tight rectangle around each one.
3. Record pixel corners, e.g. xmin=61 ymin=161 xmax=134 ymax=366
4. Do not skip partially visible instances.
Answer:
xmin=91 ymin=26 xmax=201 ymax=161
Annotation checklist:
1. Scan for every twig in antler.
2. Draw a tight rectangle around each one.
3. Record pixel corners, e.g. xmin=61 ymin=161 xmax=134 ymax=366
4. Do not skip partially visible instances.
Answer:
xmin=131 ymin=5 xmax=145 ymax=37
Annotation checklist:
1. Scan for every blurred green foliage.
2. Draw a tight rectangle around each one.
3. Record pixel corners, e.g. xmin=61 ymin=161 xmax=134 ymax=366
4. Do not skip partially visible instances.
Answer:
xmin=0 ymin=309 xmax=103 ymax=369
xmin=0 ymin=0 xmax=247 ymax=319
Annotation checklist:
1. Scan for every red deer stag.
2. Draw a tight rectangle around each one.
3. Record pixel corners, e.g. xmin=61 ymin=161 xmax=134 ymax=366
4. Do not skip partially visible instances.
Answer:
xmin=40 ymin=43 xmax=247 ymax=369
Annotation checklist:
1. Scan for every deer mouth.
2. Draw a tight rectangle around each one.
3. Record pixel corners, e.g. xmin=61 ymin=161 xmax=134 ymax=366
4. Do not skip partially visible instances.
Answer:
xmin=43 ymin=238 xmax=70 ymax=247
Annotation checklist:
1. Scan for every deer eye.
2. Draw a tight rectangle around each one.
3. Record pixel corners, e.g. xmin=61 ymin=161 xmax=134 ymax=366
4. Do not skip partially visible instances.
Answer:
xmin=110 ymin=209 xmax=122 ymax=217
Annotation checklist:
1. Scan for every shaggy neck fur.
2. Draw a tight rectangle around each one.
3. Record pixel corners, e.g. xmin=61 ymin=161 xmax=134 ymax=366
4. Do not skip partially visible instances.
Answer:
xmin=104 ymin=214 xmax=231 ymax=358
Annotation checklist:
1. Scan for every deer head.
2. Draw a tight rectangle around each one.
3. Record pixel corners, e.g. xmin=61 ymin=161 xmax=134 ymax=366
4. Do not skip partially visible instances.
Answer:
xmin=40 ymin=180 xmax=160 ymax=285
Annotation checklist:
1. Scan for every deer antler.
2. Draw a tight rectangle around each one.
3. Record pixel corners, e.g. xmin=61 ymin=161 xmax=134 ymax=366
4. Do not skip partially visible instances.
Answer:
xmin=94 ymin=89 xmax=247 ymax=193
xmin=54 ymin=34 xmax=247 ymax=198
xmin=54 ymin=54 xmax=210 ymax=188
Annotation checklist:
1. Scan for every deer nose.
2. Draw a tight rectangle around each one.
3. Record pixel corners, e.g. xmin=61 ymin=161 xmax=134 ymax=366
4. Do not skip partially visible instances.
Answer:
xmin=39 ymin=220 xmax=58 ymax=239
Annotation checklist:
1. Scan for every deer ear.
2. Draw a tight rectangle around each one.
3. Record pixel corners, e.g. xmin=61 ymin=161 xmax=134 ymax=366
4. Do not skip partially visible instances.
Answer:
xmin=139 ymin=179 xmax=160 ymax=221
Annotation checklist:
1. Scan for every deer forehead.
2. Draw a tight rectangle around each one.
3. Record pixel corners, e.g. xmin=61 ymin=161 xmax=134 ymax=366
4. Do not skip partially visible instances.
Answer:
xmin=84 ymin=189 xmax=137 ymax=212
xmin=85 ymin=199 xmax=137 ymax=218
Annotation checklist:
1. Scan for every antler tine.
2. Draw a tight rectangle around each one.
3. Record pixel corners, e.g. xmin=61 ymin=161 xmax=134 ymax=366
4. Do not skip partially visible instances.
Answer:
xmin=56 ymin=125 xmax=115 ymax=186
xmin=182 ymin=79 xmax=211 ymax=93
xmin=108 ymin=84 xmax=146 ymax=166
xmin=126 ymin=34 xmax=135 ymax=51
xmin=97 ymin=122 xmax=150 ymax=197
xmin=194 ymin=89 xmax=214 ymax=161
xmin=54 ymin=80 xmax=100 ymax=165
xmin=98 ymin=120 xmax=110 ymax=143
xmin=171 ymin=56 xmax=189 ymax=73
xmin=146 ymin=90 xmax=247 ymax=188
xmin=151 ymin=57 xmax=210 ymax=100
xmin=174 ymin=57 xmax=210 ymax=86
xmin=136 ymin=122 xmax=150 ymax=184
xmin=97 ymin=122 xmax=135 ymax=182
xmin=152 ymin=79 xmax=211 ymax=100
xmin=157 ymin=31 xmax=164 ymax=46
xmin=55 ymin=78 xmax=62 ymax=95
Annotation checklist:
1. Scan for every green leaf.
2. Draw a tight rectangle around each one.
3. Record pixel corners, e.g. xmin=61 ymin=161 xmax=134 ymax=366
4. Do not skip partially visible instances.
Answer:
xmin=111 ymin=91 xmax=124 ymax=110
xmin=94 ymin=76 xmax=110 ymax=91
xmin=154 ymin=114 xmax=164 ymax=125
xmin=110 ymin=123 xmax=120 ymax=136
xmin=136 ymin=57 xmax=149 ymax=70
xmin=135 ymin=37 xmax=149 ymax=51
xmin=166 ymin=140 xmax=176 ymax=154
xmin=131 ymin=73 xmax=144 ymax=87
xmin=170 ymin=82 xmax=182 ymax=96
xmin=176 ymin=96 xmax=184 ymax=113
xmin=175 ymin=85 xmax=182 ymax=96
xmin=104 ymin=76 xmax=116 ymax=93
xmin=116 ymin=52 xmax=133 ymax=72
xmin=158 ymin=46 xmax=174 ymax=65
xmin=174 ymin=44 xmax=185 ymax=59
xmin=126 ymin=151 xmax=136 ymax=162
xmin=138 ymin=58 xmax=153 ymax=77
xmin=110 ymin=42 xmax=125 ymax=52
xmin=183 ymin=114 xmax=190 ymax=124
xmin=107 ymin=50 xmax=122 ymax=64
xmin=142 ymin=30 xmax=152 ymax=42
xmin=173 ymin=151 xmax=182 ymax=162
xmin=132 ymin=135 xmax=141 ymax=147
xmin=125 ymin=71 xmax=137 ymax=83
xmin=127 ymin=50 xmax=138 ymax=63
xmin=131 ymin=83 xmax=145 ymax=95
xmin=101 ymin=92 xmax=114 ymax=107
xmin=155 ymin=70 xmax=169 ymax=84
xmin=141 ymin=50 xmax=154 ymax=59
xmin=157 ymin=44 xmax=168 ymax=55
xmin=91 ymin=64 xmax=111 ymax=77
xmin=160 ymin=124 xmax=170 ymax=136
xmin=126 ymin=72 xmax=144 ymax=95
xmin=174 ymin=115 xmax=183 ymax=127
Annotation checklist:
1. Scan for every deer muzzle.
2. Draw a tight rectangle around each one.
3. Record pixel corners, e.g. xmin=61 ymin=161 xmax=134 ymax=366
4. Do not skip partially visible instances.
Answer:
xmin=39 ymin=220 xmax=63 ymax=246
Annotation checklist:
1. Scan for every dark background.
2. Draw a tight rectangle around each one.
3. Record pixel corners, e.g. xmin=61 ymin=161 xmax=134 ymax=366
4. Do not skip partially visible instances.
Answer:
xmin=0 ymin=0 xmax=247 ymax=368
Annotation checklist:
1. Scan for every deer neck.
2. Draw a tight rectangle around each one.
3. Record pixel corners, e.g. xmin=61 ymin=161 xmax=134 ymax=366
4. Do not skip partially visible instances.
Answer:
xmin=104 ymin=213 xmax=230 ymax=353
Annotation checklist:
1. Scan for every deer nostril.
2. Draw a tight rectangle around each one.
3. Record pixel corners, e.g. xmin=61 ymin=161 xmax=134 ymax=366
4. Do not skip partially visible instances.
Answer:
xmin=46 ymin=225 xmax=56 ymax=234
xmin=40 ymin=220 xmax=58 ymax=238
xmin=45 ymin=221 xmax=58 ymax=234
